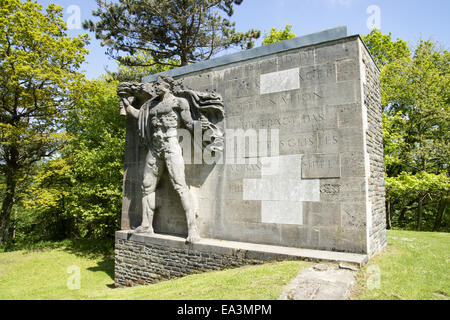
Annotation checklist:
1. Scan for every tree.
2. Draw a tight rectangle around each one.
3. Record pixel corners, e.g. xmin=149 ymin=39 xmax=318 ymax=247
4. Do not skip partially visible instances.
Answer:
xmin=64 ymin=79 xmax=125 ymax=239
xmin=384 ymin=41 xmax=449 ymax=231
xmin=0 ymin=0 xmax=89 ymax=243
xmin=386 ymin=172 xmax=449 ymax=231
xmin=108 ymin=51 xmax=178 ymax=82
xmin=364 ymin=30 xmax=449 ymax=231
xmin=262 ymin=24 xmax=296 ymax=45
xmin=83 ymin=0 xmax=261 ymax=67
xmin=382 ymin=41 xmax=449 ymax=175
xmin=24 ymin=79 xmax=125 ymax=240
xmin=362 ymin=29 xmax=410 ymax=68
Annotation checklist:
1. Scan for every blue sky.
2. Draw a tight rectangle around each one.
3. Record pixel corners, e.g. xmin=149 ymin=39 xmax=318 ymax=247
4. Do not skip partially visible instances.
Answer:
xmin=41 ymin=0 xmax=450 ymax=79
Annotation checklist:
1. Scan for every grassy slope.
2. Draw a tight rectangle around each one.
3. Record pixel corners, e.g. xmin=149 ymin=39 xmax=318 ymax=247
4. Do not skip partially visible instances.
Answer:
xmin=0 ymin=243 xmax=308 ymax=300
xmin=352 ymin=230 xmax=450 ymax=300
xmin=0 ymin=230 xmax=448 ymax=300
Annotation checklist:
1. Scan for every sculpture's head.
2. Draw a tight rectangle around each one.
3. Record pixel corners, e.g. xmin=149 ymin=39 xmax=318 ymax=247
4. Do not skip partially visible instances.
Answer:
xmin=154 ymin=80 xmax=170 ymax=97
xmin=154 ymin=76 xmax=175 ymax=97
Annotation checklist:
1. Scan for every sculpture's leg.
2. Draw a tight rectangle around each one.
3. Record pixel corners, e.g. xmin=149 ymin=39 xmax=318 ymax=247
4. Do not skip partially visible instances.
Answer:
xmin=135 ymin=150 xmax=163 ymax=234
xmin=165 ymin=138 xmax=200 ymax=243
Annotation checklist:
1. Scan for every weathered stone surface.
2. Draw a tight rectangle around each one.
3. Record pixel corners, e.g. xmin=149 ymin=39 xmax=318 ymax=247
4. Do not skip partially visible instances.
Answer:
xmin=260 ymin=68 xmax=300 ymax=94
xmin=117 ymin=29 xmax=386 ymax=287
xmin=361 ymin=41 xmax=387 ymax=256
xmin=115 ymin=232 xmax=368 ymax=287
xmin=313 ymin=264 xmax=329 ymax=271
xmin=279 ymin=264 xmax=357 ymax=300
xmin=301 ymin=154 xmax=341 ymax=179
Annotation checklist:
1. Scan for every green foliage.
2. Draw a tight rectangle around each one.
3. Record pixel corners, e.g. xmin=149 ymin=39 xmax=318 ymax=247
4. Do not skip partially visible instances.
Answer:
xmin=83 ymin=0 xmax=261 ymax=67
xmin=262 ymin=24 xmax=296 ymax=45
xmin=110 ymin=51 xmax=178 ymax=82
xmin=362 ymin=29 xmax=410 ymax=68
xmin=386 ymin=173 xmax=449 ymax=230
xmin=382 ymin=41 xmax=449 ymax=175
xmin=64 ymin=79 xmax=125 ymax=239
xmin=387 ymin=172 xmax=449 ymax=196
xmin=21 ymin=79 xmax=125 ymax=241
xmin=0 ymin=0 xmax=89 ymax=243
xmin=365 ymin=30 xmax=449 ymax=231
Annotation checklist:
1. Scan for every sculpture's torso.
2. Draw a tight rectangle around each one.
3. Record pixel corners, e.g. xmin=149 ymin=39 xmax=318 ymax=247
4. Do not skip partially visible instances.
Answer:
xmin=148 ymin=96 xmax=182 ymax=156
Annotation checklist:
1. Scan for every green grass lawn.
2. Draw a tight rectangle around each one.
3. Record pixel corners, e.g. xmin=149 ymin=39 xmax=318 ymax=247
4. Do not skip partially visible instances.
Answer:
xmin=0 ymin=230 xmax=448 ymax=300
xmin=0 ymin=240 xmax=309 ymax=300
xmin=352 ymin=230 xmax=450 ymax=300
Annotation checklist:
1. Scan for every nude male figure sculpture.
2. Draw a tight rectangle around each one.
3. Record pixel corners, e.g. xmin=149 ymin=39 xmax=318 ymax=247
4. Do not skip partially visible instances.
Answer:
xmin=118 ymin=76 xmax=224 ymax=243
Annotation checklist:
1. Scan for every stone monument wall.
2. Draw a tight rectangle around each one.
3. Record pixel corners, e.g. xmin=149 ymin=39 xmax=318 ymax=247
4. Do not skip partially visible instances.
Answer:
xmin=362 ymin=47 xmax=387 ymax=256
xmin=114 ymin=236 xmax=263 ymax=287
xmin=119 ymin=28 xmax=386 ymax=257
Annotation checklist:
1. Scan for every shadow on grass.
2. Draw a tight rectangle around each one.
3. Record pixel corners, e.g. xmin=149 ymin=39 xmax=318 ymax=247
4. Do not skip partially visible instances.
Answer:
xmin=61 ymin=239 xmax=115 ymax=281
xmin=1 ymin=238 xmax=116 ymax=281
xmin=60 ymin=239 xmax=114 ymax=257
xmin=86 ymin=258 xmax=115 ymax=281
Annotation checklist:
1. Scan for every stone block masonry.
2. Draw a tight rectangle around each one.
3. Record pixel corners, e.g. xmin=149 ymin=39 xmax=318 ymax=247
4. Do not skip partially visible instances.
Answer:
xmin=117 ymin=26 xmax=386 ymax=286
xmin=115 ymin=231 xmax=368 ymax=287
xmin=361 ymin=41 xmax=387 ymax=256
xmin=115 ymin=233 xmax=263 ymax=287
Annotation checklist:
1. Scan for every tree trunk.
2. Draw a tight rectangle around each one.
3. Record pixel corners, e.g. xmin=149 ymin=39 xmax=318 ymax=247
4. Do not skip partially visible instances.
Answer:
xmin=417 ymin=194 xmax=424 ymax=231
xmin=386 ymin=200 xmax=392 ymax=229
xmin=398 ymin=207 xmax=407 ymax=226
xmin=0 ymin=172 xmax=17 ymax=244
xmin=12 ymin=209 xmax=17 ymax=239
xmin=433 ymin=194 xmax=448 ymax=231
xmin=180 ymin=49 xmax=188 ymax=66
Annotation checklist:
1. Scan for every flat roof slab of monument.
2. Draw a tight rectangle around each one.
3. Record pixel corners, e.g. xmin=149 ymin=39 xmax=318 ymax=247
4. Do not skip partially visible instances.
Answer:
xmin=142 ymin=26 xmax=349 ymax=83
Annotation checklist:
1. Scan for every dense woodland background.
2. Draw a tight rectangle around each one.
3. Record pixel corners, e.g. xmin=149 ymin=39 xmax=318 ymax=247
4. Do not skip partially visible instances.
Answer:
xmin=0 ymin=0 xmax=448 ymax=247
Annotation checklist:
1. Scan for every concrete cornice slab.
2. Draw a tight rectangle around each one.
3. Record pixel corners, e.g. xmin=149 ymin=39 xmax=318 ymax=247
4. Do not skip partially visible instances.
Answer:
xmin=142 ymin=26 xmax=349 ymax=83
xmin=116 ymin=231 xmax=369 ymax=267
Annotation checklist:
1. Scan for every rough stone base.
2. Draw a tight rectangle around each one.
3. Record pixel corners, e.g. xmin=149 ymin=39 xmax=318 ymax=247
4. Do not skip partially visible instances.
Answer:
xmin=115 ymin=231 xmax=368 ymax=287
